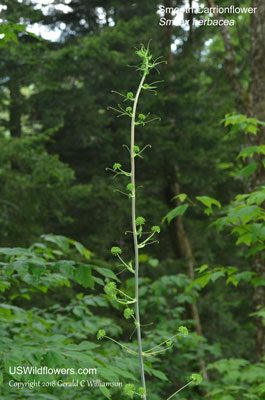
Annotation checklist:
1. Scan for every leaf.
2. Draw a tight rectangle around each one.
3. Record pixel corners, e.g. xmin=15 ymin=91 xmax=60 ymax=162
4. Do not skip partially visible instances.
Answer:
xmin=73 ymin=241 xmax=91 ymax=259
xmin=63 ymin=351 xmax=94 ymax=364
xmin=210 ymin=271 xmax=225 ymax=282
xmin=148 ymin=258 xmax=159 ymax=267
xmin=196 ymin=196 xmax=221 ymax=210
xmin=235 ymin=162 xmax=258 ymax=180
xmin=246 ymin=123 xmax=258 ymax=135
xmin=110 ymin=366 xmax=137 ymax=381
xmin=99 ymin=386 xmax=111 ymax=399
xmin=41 ymin=235 xmax=69 ymax=252
xmin=96 ymin=268 xmax=120 ymax=282
xmin=237 ymin=146 xmax=260 ymax=160
xmin=236 ymin=234 xmax=252 ymax=246
xmin=162 ymin=204 xmax=189 ymax=224
xmin=197 ymin=264 xmax=209 ymax=273
xmin=0 ymin=248 xmax=33 ymax=256
xmin=97 ymin=367 xmax=119 ymax=381
xmin=171 ymin=193 xmax=187 ymax=202
xmin=151 ymin=369 xmax=168 ymax=381
xmin=74 ymin=265 xmax=94 ymax=289
xmin=124 ymin=308 xmax=134 ymax=319
xmin=44 ymin=351 xmax=62 ymax=367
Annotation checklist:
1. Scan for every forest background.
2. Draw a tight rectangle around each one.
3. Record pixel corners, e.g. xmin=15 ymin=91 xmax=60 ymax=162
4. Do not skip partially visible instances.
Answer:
xmin=0 ymin=0 xmax=265 ymax=399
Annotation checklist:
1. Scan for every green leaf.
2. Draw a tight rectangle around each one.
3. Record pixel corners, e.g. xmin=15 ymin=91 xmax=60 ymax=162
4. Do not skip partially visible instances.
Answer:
xmin=0 ymin=248 xmax=33 ymax=256
xmin=148 ymin=258 xmax=159 ymax=268
xmin=96 ymin=267 xmax=119 ymax=282
xmin=151 ymin=226 xmax=160 ymax=233
xmin=98 ymin=367 xmax=119 ymax=381
xmin=237 ymin=146 xmax=260 ymax=160
xmin=74 ymin=265 xmax=94 ymax=289
xmin=196 ymin=196 xmax=221 ymax=210
xmin=172 ymin=193 xmax=187 ymax=202
xmin=210 ymin=271 xmax=225 ymax=282
xmin=162 ymin=204 xmax=189 ymax=224
xmin=246 ymin=123 xmax=258 ymax=135
xmin=124 ymin=308 xmax=134 ymax=319
xmin=44 ymin=351 xmax=62 ymax=367
xmin=151 ymin=369 xmax=168 ymax=381
xmin=63 ymin=351 xmax=94 ymax=364
xmin=236 ymin=233 xmax=252 ymax=246
xmin=73 ymin=241 xmax=91 ymax=259
xmin=197 ymin=264 xmax=209 ymax=273
xmin=99 ymin=386 xmax=111 ymax=399
xmin=41 ymin=235 xmax=69 ymax=252
xmin=110 ymin=366 xmax=137 ymax=381
xmin=235 ymin=162 xmax=258 ymax=180
xmin=126 ymin=183 xmax=134 ymax=192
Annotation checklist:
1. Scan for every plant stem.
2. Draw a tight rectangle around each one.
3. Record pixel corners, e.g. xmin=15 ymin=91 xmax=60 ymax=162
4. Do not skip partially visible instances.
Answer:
xmin=165 ymin=381 xmax=193 ymax=400
xmin=131 ymin=71 xmax=147 ymax=399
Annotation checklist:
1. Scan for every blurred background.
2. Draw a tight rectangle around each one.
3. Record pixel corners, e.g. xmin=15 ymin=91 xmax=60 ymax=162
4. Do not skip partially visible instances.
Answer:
xmin=0 ymin=0 xmax=264 ymax=399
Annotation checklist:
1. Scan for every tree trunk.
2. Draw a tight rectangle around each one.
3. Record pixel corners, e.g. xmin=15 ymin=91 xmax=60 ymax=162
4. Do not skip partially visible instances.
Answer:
xmin=168 ymin=177 xmax=208 ymax=380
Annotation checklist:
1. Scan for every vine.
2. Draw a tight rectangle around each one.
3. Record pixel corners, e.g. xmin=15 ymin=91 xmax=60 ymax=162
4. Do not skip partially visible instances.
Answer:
xmin=97 ymin=43 xmax=202 ymax=400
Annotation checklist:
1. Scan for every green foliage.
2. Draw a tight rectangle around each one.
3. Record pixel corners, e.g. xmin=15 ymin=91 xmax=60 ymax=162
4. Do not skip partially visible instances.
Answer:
xmin=222 ymin=113 xmax=265 ymax=136
xmin=196 ymin=196 xmax=221 ymax=215
xmin=207 ymin=358 xmax=265 ymax=399
xmin=162 ymin=204 xmax=189 ymax=224
xmin=1 ymin=0 xmax=264 ymax=398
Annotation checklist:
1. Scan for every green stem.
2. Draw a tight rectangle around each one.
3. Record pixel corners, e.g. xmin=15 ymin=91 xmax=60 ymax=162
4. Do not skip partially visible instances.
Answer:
xmin=131 ymin=70 xmax=147 ymax=399
xmin=165 ymin=381 xmax=193 ymax=400
xmin=105 ymin=336 xmax=138 ymax=356
xmin=145 ymin=333 xmax=178 ymax=353
xmin=117 ymin=253 xmax=134 ymax=272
